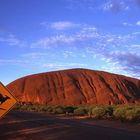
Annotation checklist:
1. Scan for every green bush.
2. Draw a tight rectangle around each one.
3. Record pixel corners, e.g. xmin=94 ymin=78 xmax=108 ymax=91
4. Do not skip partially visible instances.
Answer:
xmin=74 ymin=107 xmax=87 ymax=116
xmin=91 ymin=106 xmax=106 ymax=118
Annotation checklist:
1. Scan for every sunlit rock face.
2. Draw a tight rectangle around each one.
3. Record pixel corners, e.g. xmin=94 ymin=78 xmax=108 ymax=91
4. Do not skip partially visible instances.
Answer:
xmin=7 ymin=69 xmax=140 ymax=105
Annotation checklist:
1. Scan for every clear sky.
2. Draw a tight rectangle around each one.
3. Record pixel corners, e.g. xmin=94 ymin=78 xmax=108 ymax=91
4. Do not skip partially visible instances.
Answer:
xmin=0 ymin=0 xmax=140 ymax=85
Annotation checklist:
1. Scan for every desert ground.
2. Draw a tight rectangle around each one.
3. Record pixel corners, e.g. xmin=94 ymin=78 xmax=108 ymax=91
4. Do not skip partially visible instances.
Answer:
xmin=0 ymin=111 xmax=140 ymax=140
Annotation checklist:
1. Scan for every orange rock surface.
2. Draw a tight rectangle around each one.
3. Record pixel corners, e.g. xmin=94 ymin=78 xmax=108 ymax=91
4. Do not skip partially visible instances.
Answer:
xmin=7 ymin=69 xmax=140 ymax=105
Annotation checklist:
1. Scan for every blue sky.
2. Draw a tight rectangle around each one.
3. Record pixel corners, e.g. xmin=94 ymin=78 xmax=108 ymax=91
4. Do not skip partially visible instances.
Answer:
xmin=0 ymin=0 xmax=140 ymax=85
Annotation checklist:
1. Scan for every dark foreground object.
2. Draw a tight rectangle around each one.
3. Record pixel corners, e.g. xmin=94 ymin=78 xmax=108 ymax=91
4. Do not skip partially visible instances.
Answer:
xmin=0 ymin=111 xmax=140 ymax=140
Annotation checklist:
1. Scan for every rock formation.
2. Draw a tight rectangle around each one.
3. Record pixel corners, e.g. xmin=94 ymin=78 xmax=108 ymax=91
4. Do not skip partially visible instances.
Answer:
xmin=7 ymin=69 xmax=140 ymax=105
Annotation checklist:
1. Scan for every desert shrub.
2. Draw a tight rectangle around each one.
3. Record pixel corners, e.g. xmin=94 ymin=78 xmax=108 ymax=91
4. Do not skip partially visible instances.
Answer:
xmin=25 ymin=106 xmax=32 ymax=111
xmin=113 ymin=106 xmax=132 ymax=120
xmin=104 ymin=106 xmax=114 ymax=116
xmin=19 ymin=105 xmax=29 ymax=111
xmin=31 ymin=105 xmax=40 ymax=111
xmin=133 ymin=108 xmax=140 ymax=120
xmin=46 ymin=106 xmax=54 ymax=112
xmin=125 ymin=109 xmax=136 ymax=121
xmin=86 ymin=105 xmax=97 ymax=116
xmin=38 ymin=105 xmax=49 ymax=112
xmin=74 ymin=107 xmax=87 ymax=116
xmin=53 ymin=106 xmax=65 ymax=114
xmin=113 ymin=107 xmax=126 ymax=120
xmin=125 ymin=107 xmax=140 ymax=121
xmin=14 ymin=104 xmax=22 ymax=110
xmin=17 ymin=104 xmax=50 ymax=112
xmin=86 ymin=105 xmax=96 ymax=113
xmin=34 ymin=105 xmax=47 ymax=112
xmin=64 ymin=106 xmax=77 ymax=114
xmin=91 ymin=106 xmax=106 ymax=118
xmin=29 ymin=105 xmax=45 ymax=112
xmin=14 ymin=103 xmax=140 ymax=122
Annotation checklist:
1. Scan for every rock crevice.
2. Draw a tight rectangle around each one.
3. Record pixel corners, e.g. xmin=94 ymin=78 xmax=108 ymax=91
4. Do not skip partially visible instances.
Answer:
xmin=7 ymin=68 xmax=140 ymax=105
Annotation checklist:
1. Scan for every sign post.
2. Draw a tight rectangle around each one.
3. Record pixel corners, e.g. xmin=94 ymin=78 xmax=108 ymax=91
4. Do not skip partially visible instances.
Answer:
xmin=0 ymin=82 xmax=18 ymax=118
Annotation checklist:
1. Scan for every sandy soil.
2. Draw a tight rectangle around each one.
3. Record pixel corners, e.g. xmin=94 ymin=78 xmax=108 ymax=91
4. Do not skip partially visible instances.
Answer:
xmin=0 ymin=111 xmax=140 ymax=140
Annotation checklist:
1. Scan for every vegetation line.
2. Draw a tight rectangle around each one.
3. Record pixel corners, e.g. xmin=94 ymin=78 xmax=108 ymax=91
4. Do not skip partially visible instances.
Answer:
xmin=14 ymin=104 xmax=140 ymax=122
